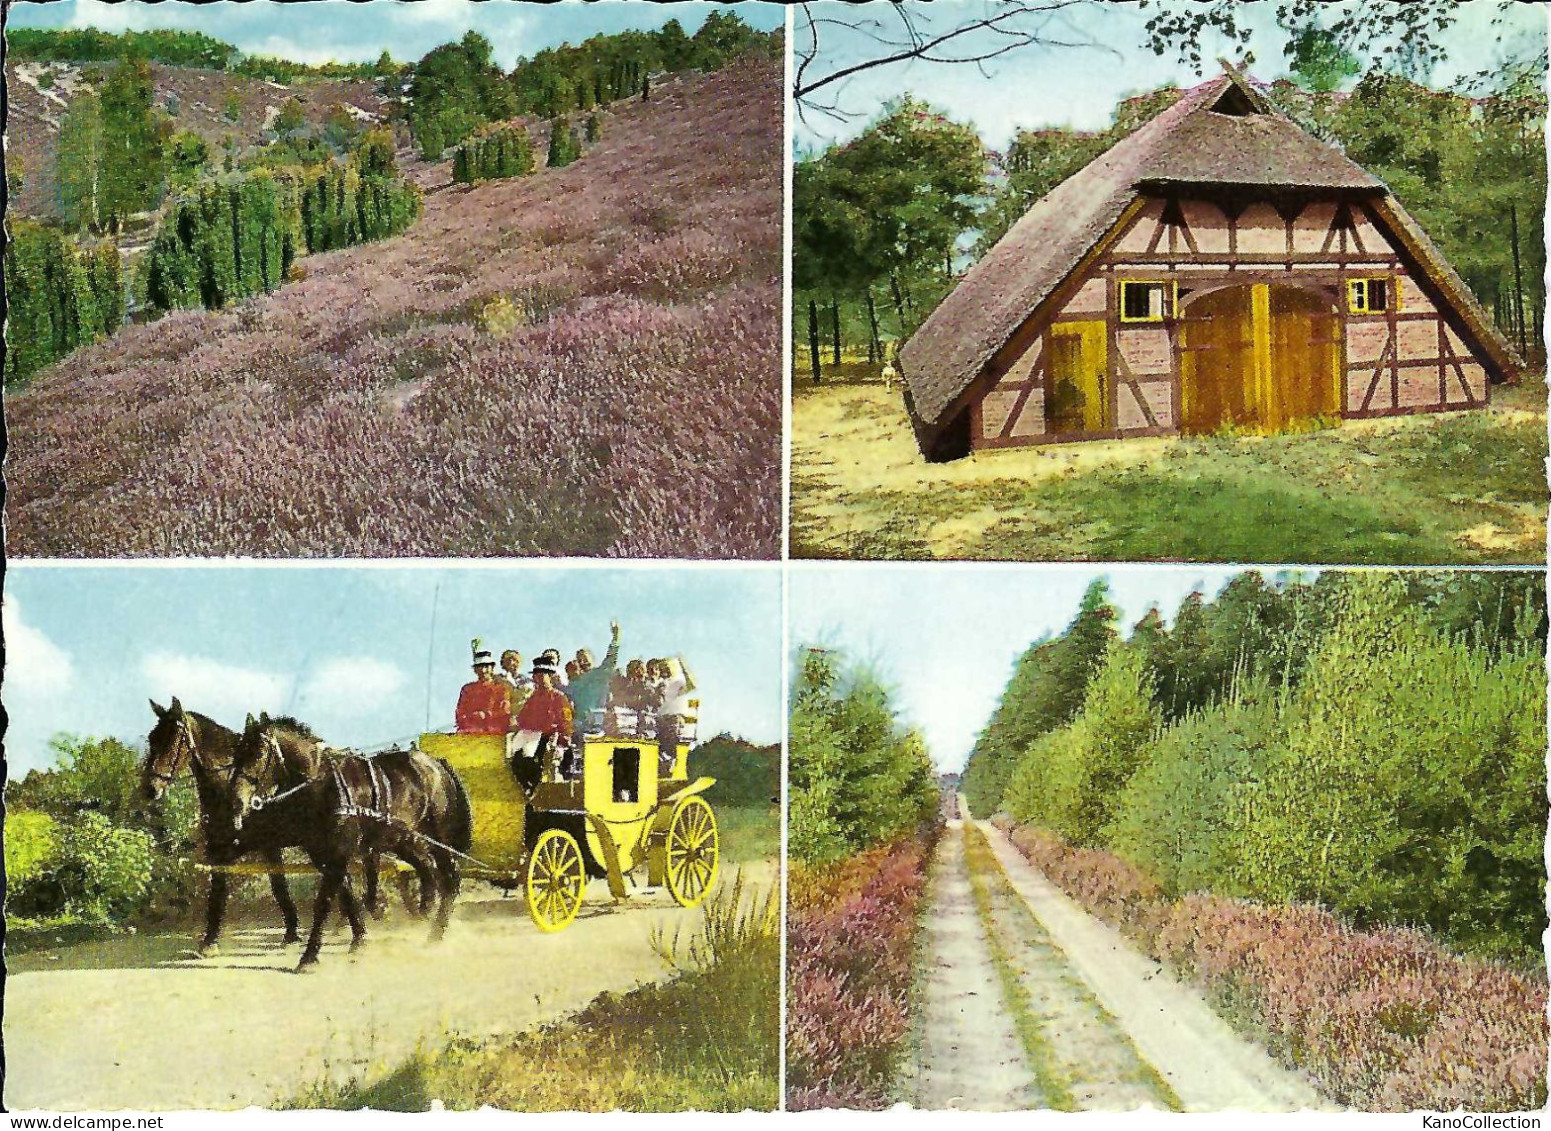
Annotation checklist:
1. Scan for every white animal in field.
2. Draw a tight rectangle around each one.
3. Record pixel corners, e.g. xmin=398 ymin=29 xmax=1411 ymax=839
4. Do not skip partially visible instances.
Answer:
xmin=881 ymin=361 xmax=898 ymax=390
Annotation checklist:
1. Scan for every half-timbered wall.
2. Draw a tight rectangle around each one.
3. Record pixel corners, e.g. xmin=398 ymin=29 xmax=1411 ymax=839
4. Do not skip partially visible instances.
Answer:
xmin=970 ymin=192 xmax=1490 ymax=451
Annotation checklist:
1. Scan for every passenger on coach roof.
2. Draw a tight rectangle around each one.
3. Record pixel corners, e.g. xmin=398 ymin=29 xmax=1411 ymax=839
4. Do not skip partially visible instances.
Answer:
xmin=570 ymin=621 xmax=623 ymax=741
xmin=510 ymin=655 xmax=576 ymax=784
xmin=499 ymin=649 xmax=532 ymax=715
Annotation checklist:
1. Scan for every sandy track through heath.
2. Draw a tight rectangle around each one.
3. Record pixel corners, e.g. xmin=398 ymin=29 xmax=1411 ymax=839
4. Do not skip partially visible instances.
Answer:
xmin=911 ymin=819 xmax=1041 ymax=1110
xmin=976 ymin=819 xmax=1329 ymax=1112
xmin=5 ymin=864 xmax=772 ymax=1111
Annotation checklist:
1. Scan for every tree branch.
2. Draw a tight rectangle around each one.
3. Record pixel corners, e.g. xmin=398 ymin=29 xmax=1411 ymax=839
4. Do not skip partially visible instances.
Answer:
xmin=794 ymin=1 xmax=1093 ymax=101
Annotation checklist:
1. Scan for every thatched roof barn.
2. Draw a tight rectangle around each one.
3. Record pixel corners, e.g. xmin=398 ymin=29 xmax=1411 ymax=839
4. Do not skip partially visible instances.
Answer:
xmin=899 ymin=66 xmax=1520 ymax=461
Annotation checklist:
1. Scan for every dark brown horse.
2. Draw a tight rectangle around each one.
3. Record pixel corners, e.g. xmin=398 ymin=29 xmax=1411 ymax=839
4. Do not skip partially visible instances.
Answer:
xmin=142 ymin=698 xmax=304 ymax=954
xmin=233 ymin=714 xmax=425 ymax=918
xmin=233 ymin=718 xmax=474 ymax=969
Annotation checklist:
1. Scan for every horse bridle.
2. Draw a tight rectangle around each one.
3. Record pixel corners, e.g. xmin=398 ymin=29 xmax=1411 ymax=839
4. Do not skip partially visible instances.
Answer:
xmin=242 ymin=732 xmax=312 ymax=813
xmin=147 ymin=713 xmax=198 ymax=787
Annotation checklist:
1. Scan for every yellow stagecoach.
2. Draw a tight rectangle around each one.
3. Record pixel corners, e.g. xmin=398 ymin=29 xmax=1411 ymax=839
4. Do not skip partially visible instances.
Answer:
xmin=417 ymin=730 xmax=718 ymax=932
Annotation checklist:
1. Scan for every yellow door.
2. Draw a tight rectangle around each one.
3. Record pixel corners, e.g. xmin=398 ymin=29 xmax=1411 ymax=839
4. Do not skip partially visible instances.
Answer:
xmin=1267 ymin=286 xmax=1340 ymax=430
xmin=1180 ymin=285 xmax=1255 ymax=434
xmin=1047 ymin=321 xmax=1109 ymax=433
xmin=1181 ymin=284 xmax=1339 ymax=435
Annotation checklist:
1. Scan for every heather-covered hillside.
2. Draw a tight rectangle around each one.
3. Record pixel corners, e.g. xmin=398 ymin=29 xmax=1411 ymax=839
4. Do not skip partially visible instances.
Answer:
xmin=7 ymin=57 xmax=781 ymax=558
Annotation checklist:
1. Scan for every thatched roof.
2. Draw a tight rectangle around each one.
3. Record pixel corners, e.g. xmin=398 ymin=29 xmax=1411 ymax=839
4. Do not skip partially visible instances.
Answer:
xmin=899 ymin=68 xmax=1515 ymax=443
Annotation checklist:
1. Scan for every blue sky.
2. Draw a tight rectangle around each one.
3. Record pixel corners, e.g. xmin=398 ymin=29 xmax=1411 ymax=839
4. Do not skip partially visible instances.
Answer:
xmin=795 ymin=0 xmax=1546 ymax=152
xmin=4 ymin=564 xmax=782 ymax=776
xmin=789 ymin=564 xmax=1317 ymax=773
xmin=10 ymin=0 xmax=786 ymax=69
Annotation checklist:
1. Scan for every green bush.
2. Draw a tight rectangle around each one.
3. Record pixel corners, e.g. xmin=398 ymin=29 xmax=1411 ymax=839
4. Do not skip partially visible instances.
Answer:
xmin=167 ymin=129 xmax=211 ymax=189
xmin=546 ymin=116 xmax=581 ymax=168
xmin=10 ymin=812 xmax=155 ymax=923
xmin=147 ymin=172 xmax=301 ymax=310
xmin=5 ymin=810 xmax=60 ymax=889
xmin=686 ymin=735 xmax=778 ymax=809
xmin=452 ymin=124 xmax=535 ymax=184
xmin=963 ymin=579 xmax=1116 ymax=816
xmin=7 ymin=735 xmax=199 ymax=925
xmin=1231 ymin=573 xmax=1548 ymax=959
xmin=986 ymin=571 xmax=1546 ymax=962
xmin=1106 ymin=686 xmax=1283 ymax=898
xmin=147 ymin=162 xmax=419 ymax=311
xmin=1002 ymin=641 xmax=1159 ymax=845
xmin=354 ymin=127 xmax=398 ymax=179
xmin=4 ymin=222 xmax=123 ymax=384
xmin=56 ymin=813 xmax=156 ymax=920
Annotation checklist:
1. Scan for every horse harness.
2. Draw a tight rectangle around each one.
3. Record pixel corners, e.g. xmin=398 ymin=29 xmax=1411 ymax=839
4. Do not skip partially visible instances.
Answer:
xmin=245 ymin=738 xmax=493 ymax=870
xmin=329 ymin=753 xmax=396 ymax=824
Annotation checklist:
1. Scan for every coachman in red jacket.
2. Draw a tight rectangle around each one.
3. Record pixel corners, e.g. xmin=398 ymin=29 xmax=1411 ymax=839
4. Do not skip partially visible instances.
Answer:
xmin=456 ymin=650 xmax=511 ymax=735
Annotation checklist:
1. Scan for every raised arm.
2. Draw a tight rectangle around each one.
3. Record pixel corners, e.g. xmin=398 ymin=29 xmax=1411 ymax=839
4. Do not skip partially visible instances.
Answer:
xmin=601 ymin=621 xmax=622 ymax=670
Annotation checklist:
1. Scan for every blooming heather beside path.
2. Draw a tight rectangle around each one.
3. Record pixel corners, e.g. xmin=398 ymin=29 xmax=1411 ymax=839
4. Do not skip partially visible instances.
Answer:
xmin=786 ymin=837 xmax=936 ymax=1110
xmin=7 ymin=60 xmax=781 ymax=558
xmin=998 ymin=821 xmax=1548 ymax=1112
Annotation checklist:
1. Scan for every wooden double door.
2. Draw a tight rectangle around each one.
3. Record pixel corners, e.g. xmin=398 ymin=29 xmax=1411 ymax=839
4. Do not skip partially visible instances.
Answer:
xmin=1178 ymin=284 xmax=1340 ymax=435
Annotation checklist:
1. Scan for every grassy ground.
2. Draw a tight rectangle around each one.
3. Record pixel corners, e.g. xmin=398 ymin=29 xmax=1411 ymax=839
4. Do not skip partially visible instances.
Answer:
xmin=791 ymin=373 xmax=1547 ymax=564
xmin=720 ymin=804 xmax=779 ymax=863
xmin=292 ymin=874 xmax=779 ymax=1112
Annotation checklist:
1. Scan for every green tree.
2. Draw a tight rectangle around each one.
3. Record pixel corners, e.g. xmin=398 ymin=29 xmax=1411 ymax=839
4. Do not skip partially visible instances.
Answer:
xmin=962 ymin=578 xmax=1117 ymax=816
xmin=546 ymin=116 xmax=581 ymax=168
xmin=408 ymin=30 xmax=517 ymax=155
xmin=1232 ymin=573 xmax=1548 ymax=960
xmin=274 ymin=95 xmax=307 ymax=136
xmin=789 ymin=648 xmax=938 ymax=864
xmin=166 ymin=129 xmax=211 ymax=189
xmin=1007 ymin=641 xmax=1160 ymax=844
xmin=1108 ymin=684 xmax=1283 ymax=896
xmin=354 ymin=126 xmax=398 ymax=179
xmin=656 ymin=18 xmax=695 ymax=71
xmin=57 ymin=90 xmax=104 ymax=231
xmin=99 ymin=56 xmax=165 ymax=226
xmin=691 ymin=9 xmax=760 ymax=66
xmin=1282 ymin=15 xmax=1361 ymax=93
xmin=4 ymin=223 xmax=122 ymax=383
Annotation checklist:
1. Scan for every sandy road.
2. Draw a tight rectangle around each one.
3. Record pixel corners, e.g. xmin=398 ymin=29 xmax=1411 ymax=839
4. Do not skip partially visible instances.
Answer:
xmin=977 ymin=821 xmax=1327 ymax=1112
xmin=909 ymin=809 xmax=1328 ymax=1112
xmin=910 ymin=820 xmax=1042 ymax=1110
xmin=5 ymin=863 xmax=773 ymax=1112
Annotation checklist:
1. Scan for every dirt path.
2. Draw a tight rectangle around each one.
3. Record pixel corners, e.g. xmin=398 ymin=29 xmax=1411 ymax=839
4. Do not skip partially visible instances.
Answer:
xmin=5 ymin=864 xmax=773 ymax=1111
xmin=910 ymin=819 xmax=1041 ymax=1110
xmin=961 ymin=823 xmax=1178 ymax=1111
xmin=907 ymin=806 xmax=1329 ymax=1112
xmin=974 ymin=819 xmax=1329 ymax=1112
